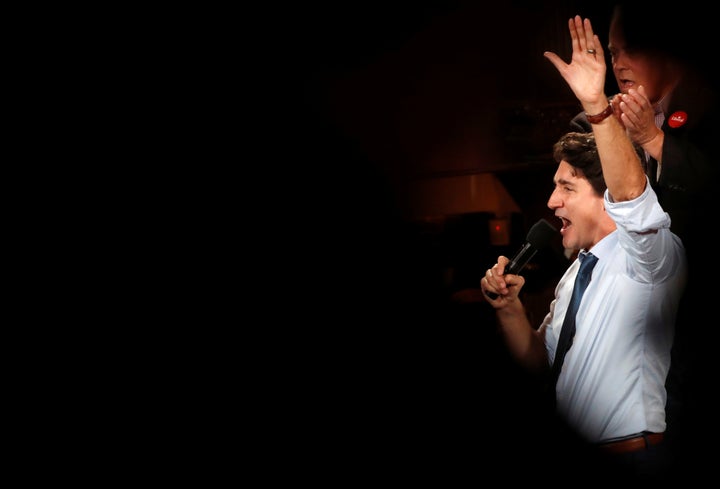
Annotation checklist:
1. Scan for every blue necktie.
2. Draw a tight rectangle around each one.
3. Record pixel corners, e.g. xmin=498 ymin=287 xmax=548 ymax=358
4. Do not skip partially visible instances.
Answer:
xmin=550 ymin=251 xmax=598 ymax=397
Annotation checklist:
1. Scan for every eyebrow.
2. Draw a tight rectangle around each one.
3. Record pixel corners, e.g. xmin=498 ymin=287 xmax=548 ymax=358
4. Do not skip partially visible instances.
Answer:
xmin=555 ymin=177 xmax=575 ymax=187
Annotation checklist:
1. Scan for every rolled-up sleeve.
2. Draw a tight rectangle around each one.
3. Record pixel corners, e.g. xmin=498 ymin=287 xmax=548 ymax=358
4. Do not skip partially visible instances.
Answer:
xmin=605 ymin=179 xmax=686 ymax=284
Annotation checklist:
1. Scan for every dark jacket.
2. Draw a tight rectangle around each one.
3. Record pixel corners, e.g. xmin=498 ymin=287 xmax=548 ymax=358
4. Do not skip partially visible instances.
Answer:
xmin=570 ymin=71 xmax=719 ymax=258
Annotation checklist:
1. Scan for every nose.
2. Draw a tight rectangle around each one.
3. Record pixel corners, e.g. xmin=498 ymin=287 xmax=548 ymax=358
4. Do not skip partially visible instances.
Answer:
xmin=611 ymin=50 xmax=627 ymax=69
xmin=547 ymin=189 xmax=560 ymax=210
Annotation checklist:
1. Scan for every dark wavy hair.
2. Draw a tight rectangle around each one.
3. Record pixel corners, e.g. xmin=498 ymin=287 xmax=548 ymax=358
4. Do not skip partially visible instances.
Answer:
xmin=612 ymin=2 xmax=692 ymax=62
xmin=552 ymin=131 xmax=646 ymax=197
xmin=552 ymin=132 xmax=606 ymax=197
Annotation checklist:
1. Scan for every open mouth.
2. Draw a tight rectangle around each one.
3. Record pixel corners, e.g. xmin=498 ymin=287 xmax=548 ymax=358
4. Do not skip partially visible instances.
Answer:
xmin=618 ymin=79 xmax=634 ymax=91
xmin=559 ymin=217 xmax=571 ymax=232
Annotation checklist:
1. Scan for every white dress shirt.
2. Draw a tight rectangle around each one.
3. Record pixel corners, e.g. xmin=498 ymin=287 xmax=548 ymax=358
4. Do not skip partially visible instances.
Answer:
xmin=539 ymin=178 xmax=687 ymax=442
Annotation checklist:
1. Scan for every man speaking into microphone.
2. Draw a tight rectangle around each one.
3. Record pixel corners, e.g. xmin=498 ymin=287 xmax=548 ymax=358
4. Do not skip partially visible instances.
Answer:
xmin=481 ymin=16 xmax=687 ymax=482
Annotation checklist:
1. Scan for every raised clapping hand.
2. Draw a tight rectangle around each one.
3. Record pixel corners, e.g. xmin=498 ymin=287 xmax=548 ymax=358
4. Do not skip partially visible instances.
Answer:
xmin=616 ymin=86 xmax=663 ymax=147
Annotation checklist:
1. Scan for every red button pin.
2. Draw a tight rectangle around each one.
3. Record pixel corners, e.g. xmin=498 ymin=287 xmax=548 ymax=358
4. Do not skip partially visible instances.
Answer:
xmin=668 ymin=111 xmax=687 ymax=128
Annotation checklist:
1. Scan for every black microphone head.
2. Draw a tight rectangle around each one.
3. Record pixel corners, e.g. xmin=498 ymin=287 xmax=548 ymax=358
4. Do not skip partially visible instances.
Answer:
xmin=485 ymin=218 xmax=559 ymax=295
xmin=526 ymin=219 xmax=557 ymax=249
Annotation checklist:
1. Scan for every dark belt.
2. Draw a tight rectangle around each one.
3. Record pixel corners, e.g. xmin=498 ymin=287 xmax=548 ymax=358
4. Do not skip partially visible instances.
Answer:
xmin=598 ymin=432 xmax=664 ymax=454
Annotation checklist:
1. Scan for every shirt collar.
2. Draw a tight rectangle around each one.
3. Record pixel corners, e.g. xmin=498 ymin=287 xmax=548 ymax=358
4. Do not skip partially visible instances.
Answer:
xmin=581 ymin=230 xmax=617 ymax=264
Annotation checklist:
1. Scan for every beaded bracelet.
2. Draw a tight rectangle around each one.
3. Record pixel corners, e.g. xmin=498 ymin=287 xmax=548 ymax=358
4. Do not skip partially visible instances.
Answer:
xmin=585 ymin=104 xmax=613 ymax=124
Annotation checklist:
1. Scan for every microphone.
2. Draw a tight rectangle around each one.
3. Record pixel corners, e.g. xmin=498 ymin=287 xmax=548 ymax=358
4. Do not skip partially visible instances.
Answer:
xmin=485 ymin=218 xmax=558 ymax=300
